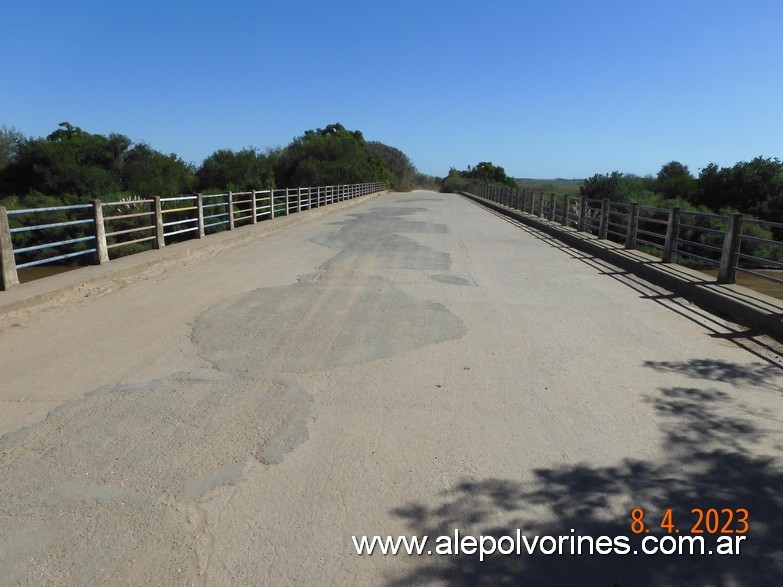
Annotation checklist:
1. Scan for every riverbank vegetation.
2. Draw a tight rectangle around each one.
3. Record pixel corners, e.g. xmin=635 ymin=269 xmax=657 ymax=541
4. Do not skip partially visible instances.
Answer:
xmin=0 ymin=122 xmax=421 ymax=211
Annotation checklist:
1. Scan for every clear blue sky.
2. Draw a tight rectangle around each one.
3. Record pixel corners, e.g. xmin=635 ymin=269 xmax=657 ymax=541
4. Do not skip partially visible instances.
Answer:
xmin=3 ymin=0 xmax=782 ymax=179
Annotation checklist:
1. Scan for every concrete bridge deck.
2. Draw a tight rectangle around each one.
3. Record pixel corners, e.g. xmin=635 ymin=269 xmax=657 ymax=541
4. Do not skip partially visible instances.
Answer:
xmin=1 ymin=191 xmax=782 ymax=585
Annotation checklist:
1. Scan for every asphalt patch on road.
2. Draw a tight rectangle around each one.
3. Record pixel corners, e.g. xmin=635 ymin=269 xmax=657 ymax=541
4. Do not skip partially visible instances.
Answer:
xmin=193 ymin=269 xmax=465 ymax=374
xmin=0 ymin=199 xmax=467 ymax=583
xmin=311 ymin=206 xmax=450 ymax=271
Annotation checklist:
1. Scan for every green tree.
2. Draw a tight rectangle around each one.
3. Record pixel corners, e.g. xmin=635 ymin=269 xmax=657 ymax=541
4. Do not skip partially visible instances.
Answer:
xmin=0 ymin=122 xmax=127 ymax=197
xmin=696 ymin=157 xmax=783 ymax=215
xmin=580 ymin=171 xmax=658 ymax=203
xmin=365 ymin=141 xmax=416 ymax=191
xmin=119 ymin=143 xmax=196 ymax=198
xmin=196 ymin=148 xmax=275 ymax=193
xmin=580 ymin=171 xmax=622 ymax=201
xmin=463 ymin=162 xmax=516 ymax=187
xmin=275 ymin=123 xmax=390 ymax=187
xmin=440 ymin=168 xmax=470 ymax=193
xmin=0 ymin=125 xmax=25 ymax=173
xmin=441 ymin=161 xmax=516 ymax=192
xmin=656 ymin=161 xmax=695 ymax=201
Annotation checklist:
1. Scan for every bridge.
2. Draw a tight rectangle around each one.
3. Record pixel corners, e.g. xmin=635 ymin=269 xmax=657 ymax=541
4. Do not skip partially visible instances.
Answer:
xmin=1 ymin=190 xmax=782 ymax=585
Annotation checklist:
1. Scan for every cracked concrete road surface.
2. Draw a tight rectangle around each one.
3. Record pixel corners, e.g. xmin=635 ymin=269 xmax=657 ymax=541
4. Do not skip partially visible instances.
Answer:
xmin=1 ymin=191 xmax=783 ymax=586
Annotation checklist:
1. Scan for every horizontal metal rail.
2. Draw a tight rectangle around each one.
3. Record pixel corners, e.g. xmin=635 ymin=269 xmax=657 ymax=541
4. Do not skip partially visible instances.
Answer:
xmin=14 ymin=235 xmax=95 ymax=254
xmin=674 ymin=249 xmax=721 ymax=266
xmin=16 ymin=248 xmax=97 ymax=269
xmin=1 ymin=182 xmax=386 ymax=289
xmin=636 ymin=238 xmax=665 ymax=250
xmin=106 ymin=225 xmax=155 ymax=238
xmin=106 ymin=235 xmax=156 ymax=249
xmin=102 ymin=199 xmax=154 ymax=206
xmin=676 ymin=238 xmax=722 ymax=253
xmin=204 ymin=220 xmax=229 ymax=229
xmin=103 ymin=211 xmax=154 ymax=221
xmin=163 ymin=217 xmax=198 ymax=228
xmin=166 ymin=226 xmax=200 ymax=238
xmin=160 ymin=196 xmax=198 ymax=202
xmin=740 ymin=233 xmax=783 ymax=247
xmin=7 ymin=204 xmax=93 ymax=215
xmin=736 ymin=267 xmax=783 ymax=285
xmin=737 ymin=252 xmax=783 ymax=268
xmin=10 ymin=218 xmax=94 ymax=233
xmin=463 ymin=183 xmax=783 ymax=293
xmin=679 ymin=223 xmax=725 ymax=236
xmin=161 ymin=206 xmax=197 ymax=214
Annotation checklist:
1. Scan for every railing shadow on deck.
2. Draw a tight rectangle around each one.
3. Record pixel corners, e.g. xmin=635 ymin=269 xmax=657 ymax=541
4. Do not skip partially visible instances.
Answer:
xmin=464 ymin=196 xmax=783 ymax=369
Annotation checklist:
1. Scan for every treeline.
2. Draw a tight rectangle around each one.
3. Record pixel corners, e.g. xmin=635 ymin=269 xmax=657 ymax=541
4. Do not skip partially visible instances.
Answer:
xmin=580 ymin=159 xmax=782 ymax=225
xmin=0 ymin=122 xmax=422 ymax=209
xmin=440 ymin=161 xmax=517 ymax=193
xmin=440 ymin=156 xmax=782 ymax=231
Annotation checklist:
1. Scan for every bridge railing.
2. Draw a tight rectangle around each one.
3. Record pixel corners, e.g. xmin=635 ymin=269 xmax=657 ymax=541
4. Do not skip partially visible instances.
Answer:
xmin=0 ymin=182 xmax=386 ymax=290
xmin=465 ymin=183 xmax=783 ymax=291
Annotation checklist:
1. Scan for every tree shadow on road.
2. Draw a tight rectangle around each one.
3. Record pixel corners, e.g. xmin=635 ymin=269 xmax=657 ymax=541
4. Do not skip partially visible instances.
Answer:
xmin=388 ymin=361 xmax=783 ymax=586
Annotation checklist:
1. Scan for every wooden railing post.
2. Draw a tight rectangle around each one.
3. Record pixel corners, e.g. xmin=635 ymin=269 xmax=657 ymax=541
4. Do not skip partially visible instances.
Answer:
xmin=251 ymin=190 xmax=258 ymax=223
xmin=270 ymin=189 xmax=276 ymax=219
xmin=718 ymin=213 xmax=743 ymax=284
xmin=0 ymin=206 xmax=19 ymax=290
xmin=561 ymin=196 xmax=569 ymax=227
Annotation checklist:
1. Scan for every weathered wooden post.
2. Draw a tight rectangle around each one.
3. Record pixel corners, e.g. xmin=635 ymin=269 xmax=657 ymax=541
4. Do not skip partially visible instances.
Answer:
xmin=578 ymin=196 xmax=587 ymax=232
xmin=251 ymin=190 xmax=258 ymax=224
xmin=662 ymin=206 xmax=682 ymax=263
xmin=0 ymin=206 xmax=19 ymax=290
xmin=561 ymin=196 xmax=570 ymax=227
xmin=718 ymin=213 xmax=742 ymax=283
xmin=549 ymin=193 xmax=556 ymax=221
